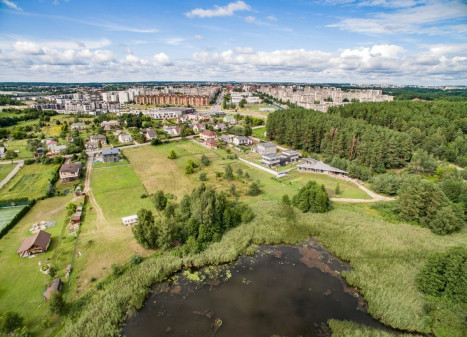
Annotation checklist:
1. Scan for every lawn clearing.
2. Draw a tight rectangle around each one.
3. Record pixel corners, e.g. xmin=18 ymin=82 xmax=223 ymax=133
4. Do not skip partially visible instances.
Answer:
xmin=0 ymin=195 xmax=75 ymax=336
xmin=0 ymin=163 xmax=59 ymax=201
xmin=252 ymin=126 xmax=267 ymax=140
xmin=0 ymin=163 xmax=16 ymax=182
xmin=1 ymin=139 xmax=35 ymax=159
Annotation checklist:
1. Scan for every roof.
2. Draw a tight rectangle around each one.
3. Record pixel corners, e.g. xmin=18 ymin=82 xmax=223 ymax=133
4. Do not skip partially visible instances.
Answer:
xmin=201 ymin=130 xmax=216 ymax=137
xmin=144 ymin=128 xmax=157 ymax=137
xmin=17 ymin=230 xmax=51 ymax=254
xmin=90 ymin=134 xmax=106 ymax=139
xmin=205 ymin=138 xmax=218 ymax=144
xmin=45 ymin=278 xmax=62 ymax=300
xmin=298 ymin=158 xmax=347 ymax=174
xmin=259 ymin=142 xmax=276 ymax=148
xmin=282 ymin=150 xmax=300 ymax=156
xmin=235 ymin=136 xmax=249 ymax=141
xmin=59 ymin=162 xmax=82 ymax=174
xmin=262 ymin=153 xmax=281 ymax=159
xmin=102 ymin=148 xmax=120 ymax=156
xmin=122 ymin=215 xmax=138 ymax=222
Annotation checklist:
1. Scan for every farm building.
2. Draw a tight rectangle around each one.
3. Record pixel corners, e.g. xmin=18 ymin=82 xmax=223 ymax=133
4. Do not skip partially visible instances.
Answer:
xmin=17 ymin=230 xmax=51 ymax=258
xmin=44 ymin=278 xmax=62 ymax=301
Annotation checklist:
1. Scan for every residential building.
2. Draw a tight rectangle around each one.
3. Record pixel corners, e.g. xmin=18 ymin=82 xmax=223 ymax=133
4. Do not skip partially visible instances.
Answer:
xmin=135 ymin=94 xmax=210 ymax=106
xmin=193 ymin=123 xmax=206 ymax=132
xmin=163 ymin=126 xmax=181 ymax=136
xmin=71 ymin=122 xmax=86 ymax=130
xmin=233 ymin=136 xmax=252 ymax=146
xmin=100 ymin=120 xmax=120 ymax=129
xmin=118 ymin=133 xmax=133 ymax=144
xmin=297 ymin=158 xmax=348 ymax=176
xmin=253 ymin=142 xmax=277 ymax=155
xmin=214 ymin=123 xmax=227 ymax=131
xmin=205 ymin=138 xmax=218 ymax=149
xmin=281 ymin=150 xmax=300 ymax=163
xmin=142 ymin=128 xmax=157 ymax=140
xmin=199 ymin=130 xmax=217 ymax=141
xmin=102 ymin=148 xmax=120 ymax=162
xmin=17 ymin=230 xmax=51 ymax=258
xmin=59 ymin=162 xmax=82 ymax=182
xmin=262 ymin=153 xmax=281 ymax=168
xmin=122 ymin=215 xmax=138 ymax=226
xmin=89 ymin=134 xmax=107 ymax=146
xmin=223 ymin=115 xmax=236 ymax=125
xmin=47 ymin=142 xmax=67 ymax=155
xmin=220 ymin=135 xmax=233 ymax=144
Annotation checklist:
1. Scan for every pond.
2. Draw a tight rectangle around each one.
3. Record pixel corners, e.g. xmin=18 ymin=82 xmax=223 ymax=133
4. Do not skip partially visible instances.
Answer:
xmin=122 ymin=239 xmax=396 ymax=337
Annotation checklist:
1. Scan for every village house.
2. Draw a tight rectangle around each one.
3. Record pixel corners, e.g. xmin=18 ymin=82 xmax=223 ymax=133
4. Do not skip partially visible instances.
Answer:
xmin=122 ymin=215 xmax=138 ymax=226
xmin=102 ymin=148 xmax=120 ymax=162
xmin=47 ymin=141 xmax=67 ymax=155
xmin=100 ymin=120 xmax=120 ymax=129
xmin=71 ymin=122 xmax=86 ymax=130
xmin=262 ymin=153 xmax=282 ymax=168
xmin=205 ymin=138 xmax=218 ymax=149
xmin=220 ymin=135 xmax=233 ymax=144
xmin=17 ymin=230 xmax=51 ymax=258
xmin=252 ymin=142 xmax=277 ymax=155
xmin=142 ymin=128 xmax=157 ymax=141
xmin=44 ymin=278 xmax=62 ymax=301
xmin=297 ymin=158 xmax=348 ymax=176
xmin=193 ymin=123 xmax=206 ymax=132
xmin=118 ymin=133 xmax=133 ymax=143
xmin=281 ymin=150 xmax=300 ymax=164
xmin=214 ymin=123 xmax=227 ymax=131
xmin=199 ymin=130 xmax=217 ymax=141
xmin=59 ymin=162 xmax=82 ymax=182
xmin=233 ymin=136 xmax=253 ymax=146
xmin=163 ymin=125 xmax=181 ymax=136
xmin=223 ymin=115 xmax=236 ymax=125
xmin=88 ymin=134 xmax=107 ymax=149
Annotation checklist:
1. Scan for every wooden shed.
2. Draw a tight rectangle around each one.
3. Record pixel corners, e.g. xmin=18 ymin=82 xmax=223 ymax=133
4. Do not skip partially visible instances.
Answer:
xmin=17 ymin=230 xmax=51 ymax=258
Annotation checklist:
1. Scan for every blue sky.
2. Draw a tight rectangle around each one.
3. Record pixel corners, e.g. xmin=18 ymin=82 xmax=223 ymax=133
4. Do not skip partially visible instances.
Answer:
xmin=0 ymin=0 xmax=466 ymax=84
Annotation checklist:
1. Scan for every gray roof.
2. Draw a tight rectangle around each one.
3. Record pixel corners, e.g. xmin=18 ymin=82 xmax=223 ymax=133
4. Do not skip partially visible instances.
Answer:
xmin=282 ymin=150 xmax=300 ymax=156
xmin=259 ymin=142 xmax=276 ymax=148
xmin=262 ymin=153 xmax=281 ymax=159
xmin=298 ymin=158 xmax=347 ymax=174
xmin=102 ymin=148 xmax=120 ymax=156
xmin=235 ymin=136 xmax=249 ymax=141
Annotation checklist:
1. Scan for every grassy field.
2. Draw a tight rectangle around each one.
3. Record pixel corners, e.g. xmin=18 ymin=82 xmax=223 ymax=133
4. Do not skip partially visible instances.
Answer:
xmin=0 ymin=206 xmax=25 ymax=231
xmin=1 ymin=139 xmax=35 ymax=159
xmin=0 ymin=163 xmax=16 ymax=182
xmin=0 ymin=163 xmax=59 ymax=201
xmin=0 ymin=195 xmax=76 ymax=336
xmin=92 ymin=158 xmax=129 ymax=169
xmin=252 ymin=126 xmax=267 ymax=140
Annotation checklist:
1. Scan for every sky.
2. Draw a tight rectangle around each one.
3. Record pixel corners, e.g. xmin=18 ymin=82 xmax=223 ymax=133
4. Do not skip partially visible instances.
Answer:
xmin=0 ymin=0 xmax=466 ymax=84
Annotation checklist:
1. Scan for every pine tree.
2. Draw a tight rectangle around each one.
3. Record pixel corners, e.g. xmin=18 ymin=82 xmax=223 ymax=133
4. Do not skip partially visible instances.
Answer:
xmin=168 ymin=150 xmax=177 ymax=159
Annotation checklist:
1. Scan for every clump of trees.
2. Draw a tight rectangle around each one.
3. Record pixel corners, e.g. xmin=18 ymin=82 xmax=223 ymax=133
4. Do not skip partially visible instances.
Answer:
xmin=416 ymin=246 xmax=467 ymax=303
xmin=370 ymin=174 xmax=401 ymax=195
xmin=133 ymin=184 xmax=254 ymax=253
xmin=0 ymin=311 xmax=31 ymax=337
xmin=292 ymin=180 xmax=331 ymax=213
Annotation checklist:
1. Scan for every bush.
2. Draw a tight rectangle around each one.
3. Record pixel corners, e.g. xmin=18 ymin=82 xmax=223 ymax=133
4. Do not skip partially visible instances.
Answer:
xmin=370 ymin=174 xmax=401 ymax=195
xmin=0 ymin=311 xmax=23 ymax=333
xmin=111 ymin=264 xmax=123 ymax=277
xmin=199 ymin=172 xmax=208 ymax=181
xmin=49 ymin=291 xmax=64 ymax=315
xmin=246 ymin=182 xmax=261 ymax=196
xmin=416 ymin=246 xmax=467 ymax=303
xmin=130 ymin=254 xmax=142 ymax=265
xmin=168 ymin=150 xmax=177 ymax=159
xmin=292 ymin=180 xmax=331 ymax=213
xmin=200 ymin=154 xmax=210 ymax=166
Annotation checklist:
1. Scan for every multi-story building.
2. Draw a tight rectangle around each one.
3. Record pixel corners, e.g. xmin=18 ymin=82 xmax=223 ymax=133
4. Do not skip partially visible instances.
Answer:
xmin=134 ymin=94 xmax=210 ymax=107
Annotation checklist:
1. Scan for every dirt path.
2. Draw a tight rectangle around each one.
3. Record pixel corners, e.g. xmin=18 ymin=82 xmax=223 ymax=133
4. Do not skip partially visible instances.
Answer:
xmin=84 ymin=154 xmax=110 ymax=229
xmin=0 ymin=160 xmax=23 ymax=190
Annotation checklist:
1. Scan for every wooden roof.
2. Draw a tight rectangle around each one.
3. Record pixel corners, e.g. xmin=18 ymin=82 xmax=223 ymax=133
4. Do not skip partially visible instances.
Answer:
xmin=17 ymin=230 xmax=51 ymax=254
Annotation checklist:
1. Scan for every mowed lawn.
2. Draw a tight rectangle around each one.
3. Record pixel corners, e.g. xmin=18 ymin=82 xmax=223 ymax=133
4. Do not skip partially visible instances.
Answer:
xmin=0 ymin=163 xmax=16 ymax=182
xmin=0 ymin=164 xmax=59 ymax=201
xmin=0 ymin=195 xmax=74 ymax=335
xmin=252 ymin=126 xmax=267 ymax=140
xmin=0 ymin=206 xmax=25 ymax=231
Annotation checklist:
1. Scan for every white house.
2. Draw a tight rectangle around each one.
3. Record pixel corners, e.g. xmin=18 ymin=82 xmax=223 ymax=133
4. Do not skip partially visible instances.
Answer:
xmin=118 ymin=133 xmax=133 ymax=143
xmin=233 ymin=136 xmax=252 ymax=146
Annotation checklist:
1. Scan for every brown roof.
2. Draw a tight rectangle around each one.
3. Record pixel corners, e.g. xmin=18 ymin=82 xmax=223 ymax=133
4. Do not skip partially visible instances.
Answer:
xmin=205 ymin=138 xmax=218 ymax=145
xmin=17 ymin=230 xmax=51 ymax=254
xmin=44 ymin=278 xmax=62 ymax=300
xmin=201 ymin=130 xmax=216 ymax=137
xmin=59 ymin=162 xmax=82 ymax=174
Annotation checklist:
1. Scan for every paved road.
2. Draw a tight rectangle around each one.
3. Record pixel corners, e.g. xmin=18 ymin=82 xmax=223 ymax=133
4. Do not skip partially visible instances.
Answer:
xmin=0 ymin=160 xmax=24 ymax=190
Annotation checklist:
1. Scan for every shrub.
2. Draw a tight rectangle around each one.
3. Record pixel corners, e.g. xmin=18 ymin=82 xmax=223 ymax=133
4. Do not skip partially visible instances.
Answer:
xmin=246 ymin=182 xmax=261 ymax=196
xmin=111 ymin=264 xmax=123 ymax=277
xmin=370 ymin=174 xmax=400 ymax=195
xmin=0 ymin=311 xmax=23 ymax=333
xmin=49 ymin=291 xmax=64 ymax=315
xmin=199 ymin=172 xmax=208 ymax=181
xmin=168 ymin=150 xmax=177 ymax=159
xmin=130 ymin=254 xmax=142 ymax=265
xmin=200 ymin=154 xmax=210 ymax=166
xmin=292 ymin=180 xmax=331 ymax=213
xmin=224 ymin=164 xmax=233 ymax=180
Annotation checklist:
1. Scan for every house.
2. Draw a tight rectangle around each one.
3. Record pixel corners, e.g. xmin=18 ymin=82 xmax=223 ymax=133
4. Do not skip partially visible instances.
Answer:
xmin=163 ymin=126 xmax=181 ymax=136
xmin=102 ymin=148 xmax=120 ymax=162
xmin=89 ymin=134 xmax=107 ymax=146
xmin=253 ymin=142 xmax=277 ymax=155
xmin=281 ymin=150 xmax=300 ymax=163
xmin=199 ymin=130 xmax=217 ymax=141
xmin=47 ymin=142 xmax=67 ymax=155
xmin=223 ymin=115 xmax=236 ymax=125
xmin=297 ymin=158 xmax=348 ymax=176
xmin=193 ymin=123 xmax=206 ymax=132
xmin=233 ymin=136 xmax=252 ymax=146
xmin=214 ymin=123 xmax=227 ymax=131
xmin=262 ymin=153 xmax=282 ymax=168
xmin=220 ymin=135 xmax=233 ymax=144
xmin=100 ymin=120 xmax=120 ymax=129
xmin=0 ymin=147 xmax=5 ymax=159
xmin=71 ymin=122 xmax=86 ymax=130
xmin=65 ymin=136 xmax=74 ymax=142
xmin=142 ymin=128 xmax=157 ymax=141
xmin=59 ymin=162 xmax=82 ymax=182
xmin=44 ymin=278 xmax=62 ymax=301
xmin=118 ymin=133 xmax=133 ymax=144
xmin=122 ymin=215 xmax=138 ymax=226
xmin=17 ymin=230 xmax=51 ymax=258
xmin=36 ymin=147 xmax=44 ymax=157
xmin=205 ymin=138 xmax=218 ymax=149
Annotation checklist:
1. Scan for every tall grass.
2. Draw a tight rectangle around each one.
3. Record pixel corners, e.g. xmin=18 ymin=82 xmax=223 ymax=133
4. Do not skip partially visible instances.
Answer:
xmin=60 ymin=201 xmax=467 ymax=337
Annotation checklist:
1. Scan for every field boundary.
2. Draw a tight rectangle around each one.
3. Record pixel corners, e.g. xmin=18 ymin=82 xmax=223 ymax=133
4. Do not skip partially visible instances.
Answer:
xmin=0 ymin=200 xmax=35 ymax=239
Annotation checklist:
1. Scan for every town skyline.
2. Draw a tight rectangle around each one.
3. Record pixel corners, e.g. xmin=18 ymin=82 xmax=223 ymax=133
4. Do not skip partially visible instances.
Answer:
xmin=0 ymin=0 xmax=466 ymax=84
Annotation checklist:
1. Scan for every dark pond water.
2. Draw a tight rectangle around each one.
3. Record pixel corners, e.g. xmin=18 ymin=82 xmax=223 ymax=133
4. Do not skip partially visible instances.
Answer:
xmin=122 ymin=239 xmax=395 ymax=337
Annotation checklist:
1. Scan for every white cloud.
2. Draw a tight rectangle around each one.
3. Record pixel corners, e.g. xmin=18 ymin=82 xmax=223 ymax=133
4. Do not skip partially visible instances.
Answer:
xmin=1 ymin=0 xmax=21 ymax=11
xmin=165 ymin=37 xmax=185 ymax=46
xmin=193 ymin=35 xmax=203 ymax=40
xmin=329 ymin=0 xmax=467 ymax=35
xmin=13 ymin=41 xmax=43 ymax=54
xmin=245 ymin=16 xmax=255 ymax=23
xmin=153 ymin=52 xmax=171 ymax=66
xmin=267 ymin=15 xmax=277 ymax=21
xmin=185 ymin=1 xmax=251 ymax=18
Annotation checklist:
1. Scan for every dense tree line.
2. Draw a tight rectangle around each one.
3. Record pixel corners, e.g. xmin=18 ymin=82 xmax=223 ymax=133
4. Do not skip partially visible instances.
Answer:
xmin=0 ymin=95 xmax=24 ymax=106
xmin=328 ymin=101 xmax=467 ymax=166
xmin=133 ymin=184 xmax=254 ymax=253
xmin=267 ymin=108 xmax=412 ymax=172
xmin=382 ymin=88 xmax=467 ymax=101
xmin=0 ymin=108 xmax=57 ymax=129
